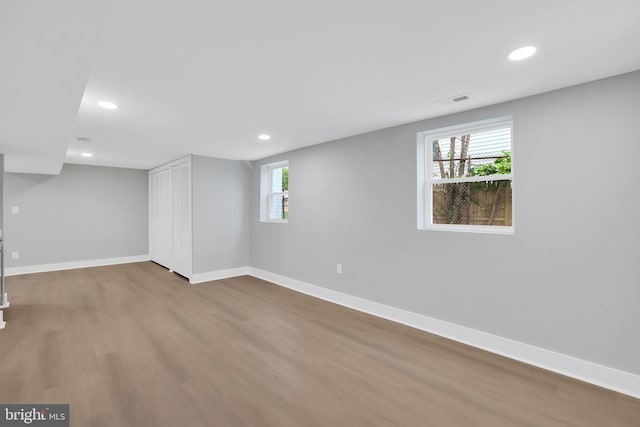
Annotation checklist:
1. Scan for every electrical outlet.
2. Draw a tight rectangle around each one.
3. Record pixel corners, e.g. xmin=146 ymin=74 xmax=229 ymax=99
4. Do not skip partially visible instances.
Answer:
xmin=11 ymin=206 xmax=19 ymax=214
xmin=12 ymin=252 xmax=19 ymax=260
xmin=336 ymin=263 xmax=342 ymax=274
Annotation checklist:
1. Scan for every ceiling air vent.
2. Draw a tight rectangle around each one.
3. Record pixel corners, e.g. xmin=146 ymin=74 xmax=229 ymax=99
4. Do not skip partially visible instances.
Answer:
xmin=433 ymin=94 xmax=470 ymax=106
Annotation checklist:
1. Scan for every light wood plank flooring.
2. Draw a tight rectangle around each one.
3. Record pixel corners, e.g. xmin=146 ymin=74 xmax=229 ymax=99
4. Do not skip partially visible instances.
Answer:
xmin=0 ymin=262 xmax=638 ymax=426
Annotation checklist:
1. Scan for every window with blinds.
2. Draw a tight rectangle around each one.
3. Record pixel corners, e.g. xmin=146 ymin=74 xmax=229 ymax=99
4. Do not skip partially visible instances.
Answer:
xmin=417 ymin=117 xmax=514 ymax=233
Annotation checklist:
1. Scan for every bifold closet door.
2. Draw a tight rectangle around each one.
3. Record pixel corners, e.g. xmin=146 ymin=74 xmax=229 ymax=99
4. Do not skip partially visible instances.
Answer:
xmin=149 ymin=167 xmax=172 ymax=269
xmin=171 ymin=161 xmax=192 ymax=278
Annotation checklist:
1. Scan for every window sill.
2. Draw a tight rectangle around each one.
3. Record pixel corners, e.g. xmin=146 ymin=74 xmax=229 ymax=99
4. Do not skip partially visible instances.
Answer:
xmin=419 ymin=224 xmax=514 ymax=235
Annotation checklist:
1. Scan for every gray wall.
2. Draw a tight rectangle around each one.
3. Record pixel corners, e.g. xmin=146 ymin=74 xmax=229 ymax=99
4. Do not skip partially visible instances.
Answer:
xmin=5 ymin=164 xmax=148 ymax=267
xmin=192 ymin=155 xmax=251 ymax=274
xmin=251 ymin=71 xmax=640 ymax=375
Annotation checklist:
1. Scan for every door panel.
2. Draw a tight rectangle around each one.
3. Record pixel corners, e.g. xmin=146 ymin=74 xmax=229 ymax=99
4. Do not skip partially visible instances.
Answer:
xmin=149 ymin=167 xmax=172 ymax=269
xmin=171 ymin=161 xmax=192 ymax=278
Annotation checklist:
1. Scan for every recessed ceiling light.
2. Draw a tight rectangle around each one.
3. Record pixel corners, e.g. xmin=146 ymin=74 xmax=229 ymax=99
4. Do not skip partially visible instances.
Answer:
xmin=508 ymin=46 xmax=536 ymax=61
xmin=81 ymin=152 xmax=93 ymax=158
xmin=258 ymin=134 xmax=271 ymax=141
xmin=97 ymin=100 xmax=118 ymax=109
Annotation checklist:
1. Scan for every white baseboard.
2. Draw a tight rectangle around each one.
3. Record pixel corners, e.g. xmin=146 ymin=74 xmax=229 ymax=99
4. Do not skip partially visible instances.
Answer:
xmin=5 ymin=255 xmax=151 ymax=276
xmin=190 ymin=266 xmax=250 ymax=284
xmin=247 ymin=267 xmax=640 ymax=399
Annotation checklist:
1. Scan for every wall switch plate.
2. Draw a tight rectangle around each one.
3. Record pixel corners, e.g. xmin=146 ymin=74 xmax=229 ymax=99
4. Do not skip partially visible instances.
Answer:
xmin=12 ymin=252 xmax=19 ymax=259
xmin=11 ymin=206 xmax=19 ymax=214
xmin=336 ymin=263 xmax=342 ymax=274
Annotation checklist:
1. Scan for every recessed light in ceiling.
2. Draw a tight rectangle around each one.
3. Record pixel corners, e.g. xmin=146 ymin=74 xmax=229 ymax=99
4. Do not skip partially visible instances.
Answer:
xmin=508 ymin=46 xmax=536 ymax=61
xmin=77 ymin=137 xmax=91 ymax=143
xmin=81 ymin=152 xmax=93 ymax=158
xmin=97 ymin=100 xmax=118 ymax=109
xmin=258 ymin=134 xmax=271 ymax=141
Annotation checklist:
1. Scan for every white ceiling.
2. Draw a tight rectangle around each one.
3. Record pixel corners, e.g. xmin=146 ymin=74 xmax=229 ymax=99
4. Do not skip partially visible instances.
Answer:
xmin=3 ymin=0 xmax=640 ymax=174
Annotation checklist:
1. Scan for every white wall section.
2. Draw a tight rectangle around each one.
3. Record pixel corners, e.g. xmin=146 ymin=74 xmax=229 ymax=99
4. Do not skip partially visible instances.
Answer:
xmin=0 ymin=0 xmax=109 ymax=174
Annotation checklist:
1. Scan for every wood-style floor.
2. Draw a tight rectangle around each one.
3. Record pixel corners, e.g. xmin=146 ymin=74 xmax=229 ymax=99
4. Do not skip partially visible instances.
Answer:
xmin=0 ymin=262 xmax=638 ymax=426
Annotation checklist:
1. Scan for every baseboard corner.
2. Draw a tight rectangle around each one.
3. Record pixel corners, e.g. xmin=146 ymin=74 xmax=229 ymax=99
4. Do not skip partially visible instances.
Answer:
xmin=189 ymin=266 xmax=251 ymax=284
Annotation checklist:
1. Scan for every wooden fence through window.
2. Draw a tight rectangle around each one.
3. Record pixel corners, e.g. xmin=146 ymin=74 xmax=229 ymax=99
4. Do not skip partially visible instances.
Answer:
xmin=432 ymin=182 xmax=512 ymax=226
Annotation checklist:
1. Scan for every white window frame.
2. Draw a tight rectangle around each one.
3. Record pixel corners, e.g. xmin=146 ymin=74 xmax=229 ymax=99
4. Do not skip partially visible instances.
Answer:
xmin=260 ymin=160 xmax=289 ymax=223
xmin=416 ymin=116 xmax=514 ymax=234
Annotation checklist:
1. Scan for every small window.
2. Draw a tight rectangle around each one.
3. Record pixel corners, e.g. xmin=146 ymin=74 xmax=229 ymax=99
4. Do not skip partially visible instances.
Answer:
xmin=417 ymin=117 xmax=514 ymax=233
xmin=260 ymin=161 xmax=289 ymax=222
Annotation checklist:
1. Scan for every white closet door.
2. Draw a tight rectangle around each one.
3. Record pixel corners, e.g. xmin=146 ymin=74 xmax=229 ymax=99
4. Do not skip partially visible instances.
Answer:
xmin=149 ymin=173 xmax=158 ymax=260
xmin=149 ymin=167 xmax=172 ymax=269
xmin=171 ymin=161 xmax=192 ymax=278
